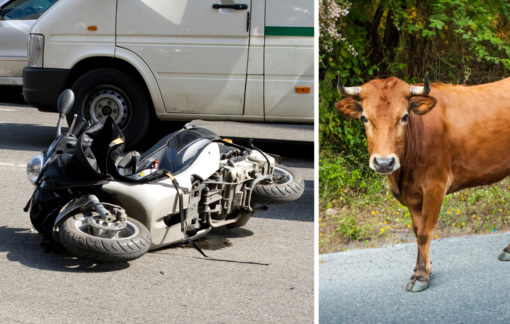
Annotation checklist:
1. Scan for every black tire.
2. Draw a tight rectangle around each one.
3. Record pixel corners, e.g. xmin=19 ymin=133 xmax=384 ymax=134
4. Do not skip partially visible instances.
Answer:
xmin=251 ymin=165 xmax=305 ymax=205
xmin=68 ymin=68 xmax=150 ymax=149
xmin=59 ymin=214 xmax=151 ymax=263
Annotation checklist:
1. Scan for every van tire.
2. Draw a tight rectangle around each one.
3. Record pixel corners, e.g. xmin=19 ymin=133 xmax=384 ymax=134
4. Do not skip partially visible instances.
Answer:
xmin=68 ymin=68 xmax=150 ymax=149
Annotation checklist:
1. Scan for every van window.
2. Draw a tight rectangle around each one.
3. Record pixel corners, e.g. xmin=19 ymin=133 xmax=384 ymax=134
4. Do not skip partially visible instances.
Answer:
xmin=0 ymin=0 xmax=57 ymax=20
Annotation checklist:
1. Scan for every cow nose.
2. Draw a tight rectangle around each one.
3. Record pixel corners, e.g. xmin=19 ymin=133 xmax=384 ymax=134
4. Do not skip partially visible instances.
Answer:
xmin=373 ymin=158 xmax=395 ymax=173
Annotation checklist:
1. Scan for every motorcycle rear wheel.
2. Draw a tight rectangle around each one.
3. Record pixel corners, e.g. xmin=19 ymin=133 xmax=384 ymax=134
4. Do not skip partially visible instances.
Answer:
xmin=251 ymin=165 xmax=305 ymax=205
xmin=59 ymin=213 xmax=151 ymax=263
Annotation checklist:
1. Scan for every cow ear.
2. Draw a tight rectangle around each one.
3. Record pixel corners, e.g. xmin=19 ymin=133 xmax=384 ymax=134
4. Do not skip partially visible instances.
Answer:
xmin=335 ymin=98 xmax=362 ymax=119
xmin=409 ymin=96 xmax=437 ymax=115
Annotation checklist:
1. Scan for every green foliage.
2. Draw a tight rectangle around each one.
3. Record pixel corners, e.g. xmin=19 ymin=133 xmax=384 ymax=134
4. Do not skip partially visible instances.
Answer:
xmin=389 ymin=0 xmax=510 ymax=81
xmin=335 ymin=216 xmax=361 ymax=240
xmin=333 ymin=215 xmax=375 ymax=241
xmin=319 ymin=0 xmax=510 ymax=206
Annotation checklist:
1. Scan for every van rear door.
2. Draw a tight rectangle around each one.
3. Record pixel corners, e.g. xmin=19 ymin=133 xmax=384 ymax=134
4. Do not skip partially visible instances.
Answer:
xmin=116 ymin=0 xmax=250 ymax=116
xmin=264 ymin=0 xmax=314 ymax=122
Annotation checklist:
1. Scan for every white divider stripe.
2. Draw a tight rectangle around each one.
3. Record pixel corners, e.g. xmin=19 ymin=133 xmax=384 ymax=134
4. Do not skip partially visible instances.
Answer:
xmin=0 ymin=162 xmax=25 ymax=167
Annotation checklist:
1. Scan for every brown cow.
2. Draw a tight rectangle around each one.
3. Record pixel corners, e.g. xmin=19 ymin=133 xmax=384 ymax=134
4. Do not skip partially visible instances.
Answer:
xmin=335 ymin=72 xmax=510 ymax=292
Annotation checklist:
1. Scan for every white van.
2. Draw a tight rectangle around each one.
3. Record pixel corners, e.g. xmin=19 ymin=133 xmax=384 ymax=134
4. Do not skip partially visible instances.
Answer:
xmin=22 ymin=0 xmax=314 ymax=146
xmin=0 ymin=0 xmax=58 ymax=86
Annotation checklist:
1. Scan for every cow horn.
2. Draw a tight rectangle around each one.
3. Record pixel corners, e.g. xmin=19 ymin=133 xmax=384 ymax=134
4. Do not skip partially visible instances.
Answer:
xmin=410 ymin=72 xmax=431 ymax=96
xmin=337 ymin=71 xmax=361 ymax=97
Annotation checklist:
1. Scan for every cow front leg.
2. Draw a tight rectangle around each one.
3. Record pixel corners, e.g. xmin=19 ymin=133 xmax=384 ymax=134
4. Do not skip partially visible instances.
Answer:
xmin=406 ymin=187 xmax=444 ymax=292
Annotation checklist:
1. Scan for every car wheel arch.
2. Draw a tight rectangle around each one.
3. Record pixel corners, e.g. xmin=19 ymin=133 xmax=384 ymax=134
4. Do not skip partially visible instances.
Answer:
xmin=63 ymin=56 xmax=163 ymax=119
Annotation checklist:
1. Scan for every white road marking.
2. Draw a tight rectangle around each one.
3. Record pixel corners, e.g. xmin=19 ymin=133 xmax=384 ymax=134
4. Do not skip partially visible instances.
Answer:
xmin=0 ymin=109 xmax=16 ymax=111
xmin=0 ymin=162 xmax=25 ymax=167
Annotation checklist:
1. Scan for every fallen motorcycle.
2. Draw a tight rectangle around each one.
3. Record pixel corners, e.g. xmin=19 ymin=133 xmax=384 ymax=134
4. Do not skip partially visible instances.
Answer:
xmin=25 ymin=90 xmax=305 ymax=262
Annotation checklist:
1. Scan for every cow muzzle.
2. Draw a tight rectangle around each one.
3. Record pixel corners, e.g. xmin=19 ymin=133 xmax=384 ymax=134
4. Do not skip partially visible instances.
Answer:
xmin=370 ymin=154 xmax=400 ymax=174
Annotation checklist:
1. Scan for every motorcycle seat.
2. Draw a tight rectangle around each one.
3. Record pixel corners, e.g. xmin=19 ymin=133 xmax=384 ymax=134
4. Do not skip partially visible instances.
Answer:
xmin=115 ymin=126 xmax=221 ymax=178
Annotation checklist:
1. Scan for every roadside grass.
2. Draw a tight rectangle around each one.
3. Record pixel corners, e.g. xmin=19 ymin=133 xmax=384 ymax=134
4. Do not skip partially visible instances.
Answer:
xmin=319 ymin=178 xmax=510 ymax=254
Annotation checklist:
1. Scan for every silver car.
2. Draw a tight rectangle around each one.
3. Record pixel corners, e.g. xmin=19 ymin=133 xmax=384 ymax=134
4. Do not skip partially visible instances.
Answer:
xmin=0 ymin=0 xmax=57 ymax=86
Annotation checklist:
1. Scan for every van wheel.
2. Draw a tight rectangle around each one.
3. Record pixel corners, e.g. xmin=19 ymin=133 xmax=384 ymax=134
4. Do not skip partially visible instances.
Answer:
xmin=68 ymin=68 xmax=150 ymax=149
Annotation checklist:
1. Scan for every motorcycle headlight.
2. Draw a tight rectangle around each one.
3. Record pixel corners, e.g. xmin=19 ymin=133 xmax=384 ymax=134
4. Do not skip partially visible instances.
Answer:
xmin=27 ymin=153 xmax=44 ymax=185
xmin=28 ymin=34 xmax=44 ymax=68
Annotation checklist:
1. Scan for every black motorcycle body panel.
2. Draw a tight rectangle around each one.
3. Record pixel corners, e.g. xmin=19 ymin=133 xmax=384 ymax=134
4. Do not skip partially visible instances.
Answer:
xmin=29 ymin=185 xmax=68 ymax=239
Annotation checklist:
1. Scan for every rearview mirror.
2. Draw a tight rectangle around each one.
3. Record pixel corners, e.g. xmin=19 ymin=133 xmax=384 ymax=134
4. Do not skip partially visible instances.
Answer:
xmin=57 ymin=89 xmax=74 ymax=116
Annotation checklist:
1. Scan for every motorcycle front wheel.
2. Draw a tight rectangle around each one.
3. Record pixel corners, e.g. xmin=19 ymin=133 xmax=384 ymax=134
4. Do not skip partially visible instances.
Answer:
xmin=59 ymin=213 xmax=151 ymax=263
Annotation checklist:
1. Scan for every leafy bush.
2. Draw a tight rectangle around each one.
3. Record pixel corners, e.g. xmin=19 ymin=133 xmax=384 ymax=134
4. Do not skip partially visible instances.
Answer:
xmin=335 ymin=216 xmax=361 ymax=240
xmin=319 ymin=0 xmax=510 ymax=205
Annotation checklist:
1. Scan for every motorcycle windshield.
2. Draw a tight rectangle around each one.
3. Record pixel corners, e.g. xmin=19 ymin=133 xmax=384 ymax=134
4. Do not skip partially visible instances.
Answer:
xmin=167 ymin=128 xmax=219 ymax=160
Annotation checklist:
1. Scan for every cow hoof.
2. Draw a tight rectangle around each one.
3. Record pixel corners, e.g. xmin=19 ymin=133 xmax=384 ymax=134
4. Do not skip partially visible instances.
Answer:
xmin=498 ymin=251 xmax=510 ymax=261
xmin=405 ymin=280 xmax=429 ymax=292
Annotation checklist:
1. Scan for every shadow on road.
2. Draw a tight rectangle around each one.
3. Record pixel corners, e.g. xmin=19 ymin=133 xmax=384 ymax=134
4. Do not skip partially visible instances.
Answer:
xmin=151 ymin=226 xmax=254 ymax=255
xmin=0 ymin=110 xmax=313 ymax=161
xmin=0 ymin=226 xmax=130 ymax=272
xmin=0 ymin=120 xmax=181 ymax=153
xmin=194 ymin=227 xmax=254 ymax=250
xmin=0 ymin=225 xmax=257 ymax=270
xmin=0 ymin=123 xmax=61 ymax=152
xmin=0 ymin=86 xmax=25 ymax=105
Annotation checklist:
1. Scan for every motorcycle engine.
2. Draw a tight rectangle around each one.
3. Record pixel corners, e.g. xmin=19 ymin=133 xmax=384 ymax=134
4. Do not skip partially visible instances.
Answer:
xmin=201 ymin=145 xmax=275 ymax=222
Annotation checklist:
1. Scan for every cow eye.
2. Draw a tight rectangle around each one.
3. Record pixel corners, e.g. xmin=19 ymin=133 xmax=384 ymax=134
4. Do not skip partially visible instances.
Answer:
xmin=360 ymin=116 xmax=368 ymax=123
xmin=402 ymin=114 xmax=409 ymax=123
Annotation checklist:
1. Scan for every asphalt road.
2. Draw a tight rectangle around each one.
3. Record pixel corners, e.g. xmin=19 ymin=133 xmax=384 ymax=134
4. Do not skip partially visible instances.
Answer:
xmin=0 ymin=98 xmax=314 ymax=323
xmin=320 ymin=232 xmax=510 ymax=323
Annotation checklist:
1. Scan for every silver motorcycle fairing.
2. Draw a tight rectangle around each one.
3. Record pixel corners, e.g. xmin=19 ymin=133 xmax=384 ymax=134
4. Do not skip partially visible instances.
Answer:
xmin=101 ymin=142 xmax=221 ymax=250
xmin=52 ymin=196 xmax=89 ymax=242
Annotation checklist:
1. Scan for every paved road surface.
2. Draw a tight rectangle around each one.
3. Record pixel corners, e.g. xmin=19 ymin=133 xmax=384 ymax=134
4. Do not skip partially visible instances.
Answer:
xmin=0 ymin=102 xmax=314 ymax=323
xmin=320 ymin=232 xmax=510 ymax=323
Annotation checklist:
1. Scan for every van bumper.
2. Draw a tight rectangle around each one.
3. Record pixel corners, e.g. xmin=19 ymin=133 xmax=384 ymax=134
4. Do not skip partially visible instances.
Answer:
xmin=23 ymin=67 xmax=70 ymax=112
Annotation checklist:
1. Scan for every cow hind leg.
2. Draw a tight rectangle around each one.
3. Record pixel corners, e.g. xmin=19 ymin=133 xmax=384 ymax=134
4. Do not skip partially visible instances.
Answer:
xmin=498 ymin=245 xmax=510 ymax=261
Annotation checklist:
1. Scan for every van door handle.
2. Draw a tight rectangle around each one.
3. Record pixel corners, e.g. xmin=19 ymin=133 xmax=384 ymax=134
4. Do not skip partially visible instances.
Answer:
xmin=212 ymin=4 xmax=248 ymax=10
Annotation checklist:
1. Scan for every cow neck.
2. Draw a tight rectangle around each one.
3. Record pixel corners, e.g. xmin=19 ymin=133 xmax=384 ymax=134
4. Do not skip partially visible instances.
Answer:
xmin=387 ymin=114 xmax=423 ymax=201
xmin=401 ymin=114 xmax=423 ymax=172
